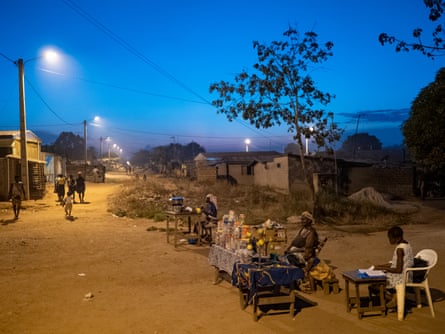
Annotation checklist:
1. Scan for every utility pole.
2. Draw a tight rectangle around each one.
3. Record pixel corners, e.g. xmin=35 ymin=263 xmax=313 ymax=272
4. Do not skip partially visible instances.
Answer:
xmin=83 ymin=120 xmax=87 ymax=176
xmin=352 ymin=113 xmax=361 ymax=159
xmin=99 ymin=136 xmax=103 ymax=161
xmin=18 ymin=58 xmax=30 ymax=200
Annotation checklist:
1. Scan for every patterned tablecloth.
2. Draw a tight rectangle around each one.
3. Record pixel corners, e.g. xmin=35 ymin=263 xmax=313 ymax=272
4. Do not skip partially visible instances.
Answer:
xmin=208 ymin=245 xmax=240 ymax=276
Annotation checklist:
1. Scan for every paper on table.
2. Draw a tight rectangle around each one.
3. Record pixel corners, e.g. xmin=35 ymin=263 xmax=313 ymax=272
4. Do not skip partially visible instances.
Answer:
xmin=358 ymin=265 xmax=386 ymax=277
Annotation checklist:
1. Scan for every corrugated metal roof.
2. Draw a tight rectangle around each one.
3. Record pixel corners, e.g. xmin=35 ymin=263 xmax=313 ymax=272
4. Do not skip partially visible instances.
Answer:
xmin=0 ymin=130 xmax=41 ymax=142
xmin=195 ymin=151 xmax=282 ymax=165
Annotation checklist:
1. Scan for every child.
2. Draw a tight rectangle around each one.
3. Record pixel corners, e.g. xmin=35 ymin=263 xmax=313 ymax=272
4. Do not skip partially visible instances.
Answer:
xmin=372 ymin=226 xmax=414 ymax=308
xmin=63 ymin=191 xmax=74 ymax=217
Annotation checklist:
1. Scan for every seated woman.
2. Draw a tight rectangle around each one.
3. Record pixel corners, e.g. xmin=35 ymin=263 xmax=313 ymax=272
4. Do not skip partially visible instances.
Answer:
xmin=371 ymin=226 xmax=414 ymax=308
xmin=285 ymin=211 xmax=319 ymax=278
xmin=195 ymin=194 xmax=217 ymax=242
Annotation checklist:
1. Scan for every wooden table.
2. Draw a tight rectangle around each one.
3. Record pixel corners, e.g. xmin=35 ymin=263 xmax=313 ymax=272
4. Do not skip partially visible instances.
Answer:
xmin=165 ymin=211 xmax=200 ymax=247
xmin=208 ymin=245 xmax=240 ymax=283
xmin=342 ymin=270 xmax=387 ymax=319
xmin=232 ymin=261 xmax=306 ymax=321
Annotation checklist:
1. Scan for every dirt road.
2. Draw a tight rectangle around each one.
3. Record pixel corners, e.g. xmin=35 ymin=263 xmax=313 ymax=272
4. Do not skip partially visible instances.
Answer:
xmin=1 ymin=174 xmax=444 ymax=333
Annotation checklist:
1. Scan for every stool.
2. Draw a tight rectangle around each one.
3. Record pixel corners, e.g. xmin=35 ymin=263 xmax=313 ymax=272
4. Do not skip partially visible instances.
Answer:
xmin=310 ymin=277 xmax=339 ymax=294
xmin=322 ymin=278 xmax=339 ymax=294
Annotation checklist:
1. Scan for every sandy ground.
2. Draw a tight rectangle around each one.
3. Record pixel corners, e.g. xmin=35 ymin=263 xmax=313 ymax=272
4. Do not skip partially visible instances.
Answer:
xmin=0 ymin=173 xmax=444 ymax=334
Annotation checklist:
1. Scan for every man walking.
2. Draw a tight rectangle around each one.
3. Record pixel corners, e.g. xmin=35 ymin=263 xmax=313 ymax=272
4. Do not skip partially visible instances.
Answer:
xmin=8 ymin=176 xmax=26 ymax=219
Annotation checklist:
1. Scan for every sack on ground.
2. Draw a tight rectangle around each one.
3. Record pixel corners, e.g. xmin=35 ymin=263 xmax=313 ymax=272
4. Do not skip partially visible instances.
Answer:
xmin=309 ymin=259 xmax=335 ymax=281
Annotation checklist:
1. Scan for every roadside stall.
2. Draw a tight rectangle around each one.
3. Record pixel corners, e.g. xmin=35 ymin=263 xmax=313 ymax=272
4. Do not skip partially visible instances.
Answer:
xmin=208 ymin=210 xmax=311 ymax=321
xmin=165 ymin=196 xmax=201 ymax=247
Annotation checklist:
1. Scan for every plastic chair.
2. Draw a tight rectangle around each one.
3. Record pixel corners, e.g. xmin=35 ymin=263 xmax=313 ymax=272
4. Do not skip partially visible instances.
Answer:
xmin=395 ymin=249 xmax=438 ymax=320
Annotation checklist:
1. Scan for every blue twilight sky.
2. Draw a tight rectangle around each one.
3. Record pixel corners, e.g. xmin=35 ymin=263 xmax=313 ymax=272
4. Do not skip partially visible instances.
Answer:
xmin=0 ymin=0 xmax=442 ymax=158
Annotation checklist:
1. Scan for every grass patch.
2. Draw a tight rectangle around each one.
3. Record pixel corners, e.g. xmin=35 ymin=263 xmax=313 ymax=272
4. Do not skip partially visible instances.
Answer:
xmin=108 ymin=175 xmax=408 ymax=230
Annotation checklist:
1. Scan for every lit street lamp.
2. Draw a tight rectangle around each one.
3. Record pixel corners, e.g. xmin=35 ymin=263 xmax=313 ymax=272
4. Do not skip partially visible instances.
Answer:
xmin=1 ymin=50 xmax=58 ymax=200
xmin=83 ymin=116 xmax=101 ymax=175
xmin=305 ymin=127 xmax=314 ymax=155
xmin=245 ymin=138 xmax=251 ymax=152
xmin=106 ymin=137 xmax=111 ymax=161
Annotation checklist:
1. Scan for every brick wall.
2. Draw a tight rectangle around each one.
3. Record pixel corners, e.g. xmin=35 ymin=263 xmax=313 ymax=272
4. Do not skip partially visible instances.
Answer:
xmin=346 ymin=166 xmax=413 ymax=197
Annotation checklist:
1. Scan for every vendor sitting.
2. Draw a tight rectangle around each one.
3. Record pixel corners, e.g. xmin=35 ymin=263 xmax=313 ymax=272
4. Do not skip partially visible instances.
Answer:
xmin=285 ymin=211 xmax=319 ymax=277
xmin=195 ymin=194 xmax=218 ymax=242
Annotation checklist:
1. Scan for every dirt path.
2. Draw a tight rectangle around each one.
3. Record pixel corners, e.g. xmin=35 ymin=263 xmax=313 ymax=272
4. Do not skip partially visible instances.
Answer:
xmin=0 ymin=174 xmax=444 ymax=333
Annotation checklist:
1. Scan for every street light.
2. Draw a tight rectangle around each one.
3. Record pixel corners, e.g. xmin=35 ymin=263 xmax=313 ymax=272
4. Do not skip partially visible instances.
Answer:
xmin=83 ymin=116 xmax=101 ymax=176
xmin=1 ymin=50 xmax=58 ymax=200
xmin=99 ymin=136 xmax=103 ymax=160
xmin=106 ymin=137 xmax=111 ymax=161
xmin=305 ymin=127 xmax=314 ymax=155
xmin=245 ymin=138 xmax=251 ymax=152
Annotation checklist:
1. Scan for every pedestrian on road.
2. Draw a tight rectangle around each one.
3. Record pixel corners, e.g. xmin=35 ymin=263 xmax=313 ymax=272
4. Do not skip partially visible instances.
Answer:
xmin=76 ymin=171 xmax=86 ymax=203
xmin=8 ymin=175 xmax=26 ymax=219
xmin=55 ymin=174 xmax=66 ymax=202
xmin=67 ymin=174 xmax=76 ymax=201
xmin=62 ymin=191 xmax=74 ymax=217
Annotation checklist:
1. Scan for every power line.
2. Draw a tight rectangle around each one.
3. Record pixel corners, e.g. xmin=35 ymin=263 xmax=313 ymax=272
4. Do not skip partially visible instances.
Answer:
xmin=62 ymin=0 xmax=211 ymax=105
xmin=39 ymin=68 xmax=207 ymax=104
xmin=60 ymin=0 xmax=288 ymax=145
xmin=25 ymin=77 xmax=74 ymax=125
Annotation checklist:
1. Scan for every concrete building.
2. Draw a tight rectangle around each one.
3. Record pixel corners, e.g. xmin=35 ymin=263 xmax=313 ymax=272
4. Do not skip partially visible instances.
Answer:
xmin=0 ymin=130 xmax=46 ymax=200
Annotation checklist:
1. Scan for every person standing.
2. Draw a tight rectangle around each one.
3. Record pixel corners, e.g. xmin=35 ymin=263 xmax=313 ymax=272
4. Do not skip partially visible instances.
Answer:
xmin=55 ymin=174 xmax=66 ymax=202
xmin=8 ymin=176 xmax=26 ymax=219
xmin=75 ymin=171 xmax=86 ymax=203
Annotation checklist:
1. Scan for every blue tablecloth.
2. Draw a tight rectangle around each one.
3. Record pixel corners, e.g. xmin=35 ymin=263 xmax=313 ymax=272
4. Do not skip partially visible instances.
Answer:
xmin=232 ymin=261 xmax=305 ymax=302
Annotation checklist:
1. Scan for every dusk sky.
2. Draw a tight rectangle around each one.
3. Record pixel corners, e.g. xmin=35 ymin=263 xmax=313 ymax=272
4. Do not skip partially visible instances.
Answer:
xmin=0 ymin=0 xmax=442 ymax=158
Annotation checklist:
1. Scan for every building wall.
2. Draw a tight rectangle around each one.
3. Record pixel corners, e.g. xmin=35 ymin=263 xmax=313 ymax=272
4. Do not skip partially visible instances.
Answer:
xmin=228 ymin=164 xmax=254 ymax=186
xmin=346 ymin=166 xmax=413 ymax=197
xmin=0 ymin=158 xmax=15 ymax=201
xmin=196 ymin=163 xmax=217 ymax=183
xmin=193 ymin=152 xmax=413 ymax=198
xmin=13 ymin=139 xmax=40 ymax=161
xmin=254 ymin=156 xmax=290 ymax=191
xmin=0 ymin=133 xmax=46 ymax=200
xmin=213 ymin=163 xmax=254 ymax=185
xmin=0 ymin=157 xmax=45 ymax=200
xmin=27 ymin=141 xmax=41 ymax=161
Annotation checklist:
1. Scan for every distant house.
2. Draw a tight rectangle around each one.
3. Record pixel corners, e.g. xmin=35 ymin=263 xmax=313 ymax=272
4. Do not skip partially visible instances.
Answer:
xmin=194 ymin=151 xmax=337 ymax=193
xmin=253 ymin=154 xmax=338 ymax=193
xmin=194 ymin=150 xmax=413 ymax=198
xmin=0 ymin=130 xmax=46 ymax=200
xmin=194 ymin=151 xmax=282 ymax=185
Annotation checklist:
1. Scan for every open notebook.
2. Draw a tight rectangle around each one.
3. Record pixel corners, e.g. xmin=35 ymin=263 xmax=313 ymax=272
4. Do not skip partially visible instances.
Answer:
xmin=358 ymin=266 xmax=386 ymax=277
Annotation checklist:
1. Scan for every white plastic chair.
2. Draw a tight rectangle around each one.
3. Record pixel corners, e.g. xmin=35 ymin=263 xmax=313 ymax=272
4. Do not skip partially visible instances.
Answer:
xmin=395 ymin=249 xmax=438 ymax=320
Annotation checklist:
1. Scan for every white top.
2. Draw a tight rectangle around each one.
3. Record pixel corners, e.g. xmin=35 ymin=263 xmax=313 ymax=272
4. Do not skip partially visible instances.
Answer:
xmin=386 ymin=242 xmax=414 ymax=288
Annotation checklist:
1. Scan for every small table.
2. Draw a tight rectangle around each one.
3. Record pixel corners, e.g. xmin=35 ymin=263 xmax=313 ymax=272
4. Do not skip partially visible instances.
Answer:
xmin=232 ymin=262 xmax=305 ymax=321
xmin=165 ymin=211 xmax=200 ymax=247
xmin=208 ymin=245 xmax=240 ymax=283
xmin=342 ymin=270 xmax=387 ymax=319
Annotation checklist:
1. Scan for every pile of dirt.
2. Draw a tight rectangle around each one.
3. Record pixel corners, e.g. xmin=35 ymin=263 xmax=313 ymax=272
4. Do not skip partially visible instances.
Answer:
xmin=348 ymin=187 xmax=418 ymax=214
